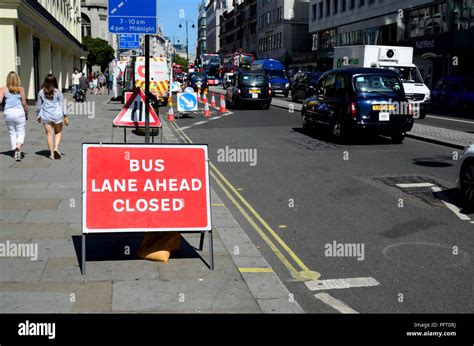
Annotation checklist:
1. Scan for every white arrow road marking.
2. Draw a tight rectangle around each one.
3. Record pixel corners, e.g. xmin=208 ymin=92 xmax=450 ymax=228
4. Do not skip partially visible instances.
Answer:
xmin=305 ymin=277 xmax=379 ymax=291
xmin=314 ymin=293 xmax=359 ymax=314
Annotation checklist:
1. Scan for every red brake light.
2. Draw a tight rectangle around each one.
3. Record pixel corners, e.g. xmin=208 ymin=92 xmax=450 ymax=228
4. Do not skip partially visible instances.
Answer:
xmin=269 ymin=88 xmax=272 ymax=96
xmin=350 ymin=102 xmax=357 ymax=117
xmin=408 ymin=103 xmax=414 ymax=116
xmin=237 ymin=88 xmax=241 ymax=96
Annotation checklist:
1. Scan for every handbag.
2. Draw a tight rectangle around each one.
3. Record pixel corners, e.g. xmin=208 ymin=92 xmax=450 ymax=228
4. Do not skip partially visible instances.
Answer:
xmin=63 ymin=114 xmax=69 ymax=126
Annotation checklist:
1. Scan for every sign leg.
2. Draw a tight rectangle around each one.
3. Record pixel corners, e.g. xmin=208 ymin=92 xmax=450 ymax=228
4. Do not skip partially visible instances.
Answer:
xmin=81 ymin=234 xmax=86 ymax=275
xmin=199 ymin=231 xmax=205 ymax=251
xmin=124 ymin=127 xmax=127 ymax=143
xmin=160 ymin=127 xmax=163 ymax=143
xmin=111 ymin=125 xmax=115 ymax=143
xmin=209 ymin=230 xmax=214 ymax=270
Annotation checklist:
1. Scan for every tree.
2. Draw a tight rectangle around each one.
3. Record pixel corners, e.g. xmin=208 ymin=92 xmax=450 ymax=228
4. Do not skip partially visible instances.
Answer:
xmin=173 ymin=55 xmax=189 ymax=71
xmin=82 ymin=37 xmax=115 ymax=71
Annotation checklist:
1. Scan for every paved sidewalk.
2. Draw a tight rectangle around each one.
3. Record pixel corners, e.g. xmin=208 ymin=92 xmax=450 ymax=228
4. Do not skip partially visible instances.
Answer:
xmin=0 ymin=93 xmax=302 ymax=313
xmin=209 ymin=86 xmax=472 ymax=149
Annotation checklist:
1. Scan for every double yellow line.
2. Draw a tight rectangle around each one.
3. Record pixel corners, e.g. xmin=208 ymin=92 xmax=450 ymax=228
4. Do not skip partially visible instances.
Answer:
xmin=169 ymin=121 xmax=320 ymax=281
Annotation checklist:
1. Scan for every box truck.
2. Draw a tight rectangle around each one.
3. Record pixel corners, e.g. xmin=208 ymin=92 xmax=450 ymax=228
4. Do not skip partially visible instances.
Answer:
xmin=333 ymin=45 xmax=430 ymax=118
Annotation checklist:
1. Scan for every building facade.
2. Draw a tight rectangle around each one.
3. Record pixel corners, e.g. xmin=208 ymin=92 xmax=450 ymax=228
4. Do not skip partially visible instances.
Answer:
xmin=219 ymin=0 xmax=258 ymax=56
xmin=308 ymin=0 xmax=474 ymax=85
xmin=257 ymin=0 xmax=311 ymax=61
xmin=197 ymin=0 xmax=209 ymax=58
xmin=0 ymin=0 xmax=84 ymax=101
xmin=206 ymin=0 xmax=229 ymax=54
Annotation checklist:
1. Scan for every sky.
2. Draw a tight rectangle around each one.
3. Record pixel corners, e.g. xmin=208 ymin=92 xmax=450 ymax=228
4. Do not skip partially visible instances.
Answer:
xmin=157 ymin=0 xmax=200 ymax=56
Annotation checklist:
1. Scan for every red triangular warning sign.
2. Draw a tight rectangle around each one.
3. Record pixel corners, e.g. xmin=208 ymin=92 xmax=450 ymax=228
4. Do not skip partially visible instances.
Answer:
xmin=113 ymin=88 xmax=162 ymax=127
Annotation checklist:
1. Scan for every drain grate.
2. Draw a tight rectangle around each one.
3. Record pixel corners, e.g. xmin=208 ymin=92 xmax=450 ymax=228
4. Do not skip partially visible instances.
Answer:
xmin=375 ymin=176 xmax=444 ymax=206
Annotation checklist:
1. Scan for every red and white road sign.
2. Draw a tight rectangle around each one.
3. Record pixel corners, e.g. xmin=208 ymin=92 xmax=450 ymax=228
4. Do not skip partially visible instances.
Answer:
xmin=113 ymin=88 xmax=162 ymax=127
xmin=82 ymin=144 xmax=211 ymax=233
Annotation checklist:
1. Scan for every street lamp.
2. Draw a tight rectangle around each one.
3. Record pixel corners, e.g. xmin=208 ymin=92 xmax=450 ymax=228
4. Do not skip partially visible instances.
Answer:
xmin=179 ymin=19 xmax=195 ymax=65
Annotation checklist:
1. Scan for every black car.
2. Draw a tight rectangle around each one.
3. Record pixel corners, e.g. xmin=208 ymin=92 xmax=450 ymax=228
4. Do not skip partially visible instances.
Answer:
xmin=226 ymin=72 xmax=272 ymax=109
xmin=291 ymin=72 xmax=323 ymax=102
xmin=187 ymin=72 xmax=208 ymax=92
xmin=431 ymin=76 xmax=474 ymax=115
xmin=301 ymin=68 xmax=414 ymax=143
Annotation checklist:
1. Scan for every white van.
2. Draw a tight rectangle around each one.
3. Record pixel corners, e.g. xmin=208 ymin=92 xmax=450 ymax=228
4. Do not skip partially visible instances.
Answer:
xmin=334 ymin=45 xmax=431 ymax=118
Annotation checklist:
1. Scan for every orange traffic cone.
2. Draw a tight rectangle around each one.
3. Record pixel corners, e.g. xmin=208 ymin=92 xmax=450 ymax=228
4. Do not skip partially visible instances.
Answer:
xmin=197 ymin=88 xmax=201 ymax=103
xmin=211 ymin=92 xmax=216 ymax=107
xmin=202 ymin=92 xmax=207 ymax=105
xmin=203 ymin=99 xmax=211 ymax=117
xmin=219 ymin=94 xmax=227 ymax=114
xmin=167 ymin=97 xmax=175 ymax=122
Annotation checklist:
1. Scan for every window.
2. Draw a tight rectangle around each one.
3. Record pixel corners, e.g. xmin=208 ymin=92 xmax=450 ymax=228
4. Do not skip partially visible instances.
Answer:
xmin=350 ymin=0 xmax=355 ymax=9
xmin=342 ymin=0 xmax=346 ymax=11
xmin=359 ymin=0 xmax=365 ymax=6
xmin=409 ymin=4 xmax=447 ymax=37
xmin=454 ymin=0 xmax=474 ymax=30
xmin=312 ymin=4 xmax=317 ymax=20
xmin=334 ymin=74 xmax=346 ymax=97
xmin=326 ymin=0 xmax=330 ymax=16
xmin=319 ymin=2 xmax=323 ymax=18
xmin=322 ymin=74 xmax=336 ymax=96
xmin=334 ymin=0 xmax=338 ymax=14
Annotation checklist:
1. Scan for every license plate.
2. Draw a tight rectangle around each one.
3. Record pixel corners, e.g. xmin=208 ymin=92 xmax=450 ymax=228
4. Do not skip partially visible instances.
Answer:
xmin=379 ymin=112 xmax=390 ymax=121
xmin=372 ymin=104 xmax=395 ymax=111
xmin=249 ymin=89 xmax=261 ymax=94
xmin=274 ymin=90 xmax=283 ymax=93
xmin=252 ymin=93 xmax=258 ymax=99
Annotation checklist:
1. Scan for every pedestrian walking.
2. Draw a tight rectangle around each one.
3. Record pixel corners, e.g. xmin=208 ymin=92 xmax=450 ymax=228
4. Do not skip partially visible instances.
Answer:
xmin=36 ymin=74 xmax=67 ymax=160
xmin=98 ymin=72 xmax=107 ymax=95
xmin=0 ymin=71 xmax=29 ymax=161
xmin=92 ymin=75 xmax=99 ymax=95
xmin=71 ymin=68 xmax=81 ymax=98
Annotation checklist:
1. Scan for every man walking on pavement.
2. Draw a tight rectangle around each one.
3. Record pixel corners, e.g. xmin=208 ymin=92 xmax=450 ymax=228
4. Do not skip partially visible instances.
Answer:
xmin=71 ymin=68 xmax=81 ymax=99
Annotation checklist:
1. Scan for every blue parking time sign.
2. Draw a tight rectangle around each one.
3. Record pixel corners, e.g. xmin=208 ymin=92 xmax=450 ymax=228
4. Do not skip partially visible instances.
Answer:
xmin=108 ymin=0 xmax=157 ymax=34
xmin=119 ymin=34 xmax=140 ymax=49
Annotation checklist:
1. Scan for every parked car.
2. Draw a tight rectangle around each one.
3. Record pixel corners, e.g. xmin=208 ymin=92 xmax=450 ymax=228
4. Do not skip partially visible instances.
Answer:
xmin=301 ymin=68 xmax=415 ymax=143
xmin=457 ymin=144 xmax=474 ymax=203
xmin=226 ymin=72 xmax=272 ymax=109
xmin=187 ymin=72 xmax=208 ymax=92
xmin=291 ymin=71 xmax=324 ymax=102
xmin=431 ymin=76 xmax=474 ymax=115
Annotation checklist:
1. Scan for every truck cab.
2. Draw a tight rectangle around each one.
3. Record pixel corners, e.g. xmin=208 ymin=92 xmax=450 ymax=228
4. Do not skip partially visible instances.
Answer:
xmin=333 ymin=45 xmax=431 ymax=118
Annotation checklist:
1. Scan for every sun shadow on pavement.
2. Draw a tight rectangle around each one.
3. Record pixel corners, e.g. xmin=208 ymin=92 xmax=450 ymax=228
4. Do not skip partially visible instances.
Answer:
xmin=72 ymin=234 xmax=206 ymax=271
xmin=413 ymin=157 xmax=454 ymax=167
xmin=292 ymin=127 xmax=395 ymax=145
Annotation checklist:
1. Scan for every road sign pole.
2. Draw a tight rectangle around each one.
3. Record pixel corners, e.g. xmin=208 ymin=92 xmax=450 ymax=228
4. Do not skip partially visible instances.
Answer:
xmin=145 ymin=34 xmax=150 ymax=143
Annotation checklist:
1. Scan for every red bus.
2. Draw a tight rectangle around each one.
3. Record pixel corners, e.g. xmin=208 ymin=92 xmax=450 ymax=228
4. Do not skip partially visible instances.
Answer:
xmin=222 ymin=52 xmax=254 ymax=75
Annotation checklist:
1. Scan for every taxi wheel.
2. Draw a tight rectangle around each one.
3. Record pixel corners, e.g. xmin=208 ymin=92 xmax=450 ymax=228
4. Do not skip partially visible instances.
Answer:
xmin=391 ymin=133 xmax=405 ymax=144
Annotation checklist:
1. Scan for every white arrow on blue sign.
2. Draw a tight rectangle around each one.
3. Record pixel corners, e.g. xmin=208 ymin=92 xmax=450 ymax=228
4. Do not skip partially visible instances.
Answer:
xmin=177 ymin=93 xmax=198 ymax=112
xmin=108 ymin=0 xmax=157 ymax=34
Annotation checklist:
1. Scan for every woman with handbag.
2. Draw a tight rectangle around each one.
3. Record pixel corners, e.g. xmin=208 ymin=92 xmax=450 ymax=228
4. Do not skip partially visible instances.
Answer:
xmin=0 ymin=71 xmax=29 ymax=161
xmin=36 ymin=74 xmax=67 ymax=160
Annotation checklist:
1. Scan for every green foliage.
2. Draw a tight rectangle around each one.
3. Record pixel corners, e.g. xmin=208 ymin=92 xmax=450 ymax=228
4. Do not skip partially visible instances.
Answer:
xmin=172 ymin=55 xmax=189 ymax=71
xmin=82 ymin=37 xmax=115 ymax=71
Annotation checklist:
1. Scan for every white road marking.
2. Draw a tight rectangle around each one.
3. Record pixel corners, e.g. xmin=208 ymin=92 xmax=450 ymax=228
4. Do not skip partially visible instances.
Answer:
xmin=396 ymin=182 xmax=435 ymax=188
xmin=305 ymin=277 xmax=379 ymax=291
xmin=426 ymin=115 xmax=474 ymax=124
xmin=314 ymin=293 xmax=359 ymax=314
xmin=431 ymin=186 xmax=471 ymax=221
xmin=209 ymin=116 xmax=223 ymax=120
